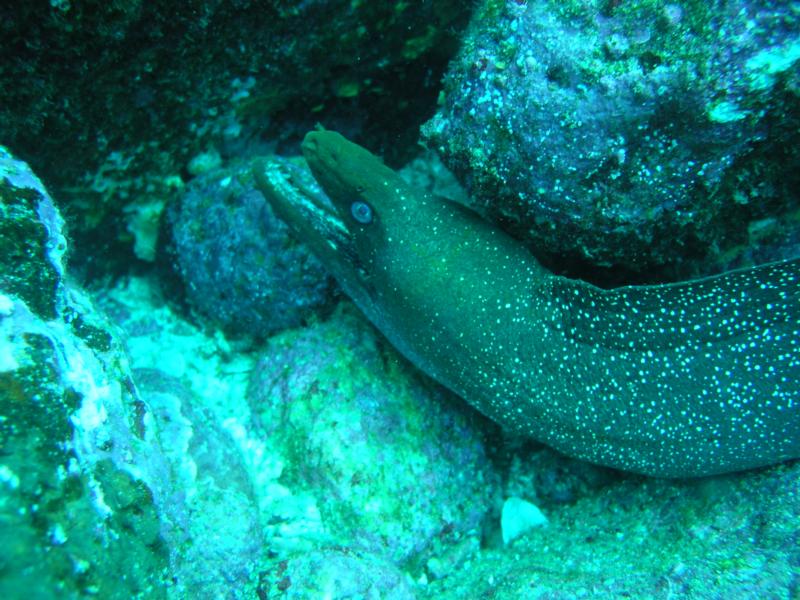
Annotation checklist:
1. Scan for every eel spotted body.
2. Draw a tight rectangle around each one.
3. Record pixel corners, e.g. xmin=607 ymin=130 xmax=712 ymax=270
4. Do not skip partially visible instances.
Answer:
xmin=254 ymin=131 xmax=800 ymax=477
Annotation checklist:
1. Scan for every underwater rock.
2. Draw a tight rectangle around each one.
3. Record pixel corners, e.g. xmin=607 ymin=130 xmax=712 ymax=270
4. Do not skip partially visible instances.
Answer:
xmin=131 ymin=368 xmax=265 ymax=598
xmin=424 ymin=0 xmax=800 ymax=279
xmin=0 ymin=147 xmax=67 ymax=319
xmin=1 ymin=0 xmax=471 ymax=275
xmin=0 ymin=148 xmax=169 ymax=597
xmin=247 ymin=305 xmax=497 ymax=568
xmin=426 ymin=461 xmax=800 ymax=598
xmin=166 ymin=158 xmax=333 ymax=338
xmin=1 ymin=149 xmax=272 ymax=597
xmin=258 ymin=548 xmax=416 ymax=600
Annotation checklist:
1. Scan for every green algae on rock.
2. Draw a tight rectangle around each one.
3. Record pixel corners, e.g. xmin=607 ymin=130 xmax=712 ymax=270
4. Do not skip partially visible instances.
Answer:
xmin=423 ymin=0 xmax=800 ymax=280
xmin=247 ymin=304 xmax=496 ymax=569
xmin=0 ymin=149 xmax=169 ymax=598
xmin=254 ymin=130 xmax=800 ymax=478
xmin=0 ymin=151 xmax=66 ymax=320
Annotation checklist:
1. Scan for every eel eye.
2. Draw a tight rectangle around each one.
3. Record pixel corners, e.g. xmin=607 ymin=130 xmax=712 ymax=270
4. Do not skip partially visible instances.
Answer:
xmin=350 ymin=200 xmax=373 ymax=224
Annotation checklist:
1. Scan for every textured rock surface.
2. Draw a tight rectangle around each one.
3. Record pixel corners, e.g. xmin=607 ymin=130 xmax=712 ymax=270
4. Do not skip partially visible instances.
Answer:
xmin=424 ymin=453 xmax=800 ymax=599
xmin=0 ymin=148 xmax=169 ymax=598
xmin=165 ymin=158 xmax=333 ymax=338
xmin=131 ymin=368 xmax=265 ymax=598
xmin=247 ymin=305 xmax=498 ymax=569
xmin=258 ymin=548 xmax=416 ymax=600
xmin=97 ymin=275 xmax=502 ymax=597
xmin=0 ymin=149 xmax=274 ymax=598
xmin=95 ymin=273 xmax=278 ymax=598
xmin=0 ymin=1 xmax=471 ymax=276
xmin=424 ymin=0 xmax=800 ymax=281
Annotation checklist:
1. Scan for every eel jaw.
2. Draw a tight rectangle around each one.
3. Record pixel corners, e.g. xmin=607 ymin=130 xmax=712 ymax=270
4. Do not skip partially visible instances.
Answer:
xmin=253 ymin=157 xmax=368 ymax=291
xmin=254 ymin=157 xmax=348 ymax=253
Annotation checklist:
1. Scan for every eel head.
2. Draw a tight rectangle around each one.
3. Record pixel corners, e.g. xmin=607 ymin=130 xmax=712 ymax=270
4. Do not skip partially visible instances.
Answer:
xmin=254 ymin=130 xmax=451 ymax=312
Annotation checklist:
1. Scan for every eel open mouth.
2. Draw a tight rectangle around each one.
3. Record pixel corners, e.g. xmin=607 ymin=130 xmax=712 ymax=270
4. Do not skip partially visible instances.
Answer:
xmin=254 ymin=156 xmax=353 ymax=255
xmin=254 ymin=155 xmax=372 ymax=281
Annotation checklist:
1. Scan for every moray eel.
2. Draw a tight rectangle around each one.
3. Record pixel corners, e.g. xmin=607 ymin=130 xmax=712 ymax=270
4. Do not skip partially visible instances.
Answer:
xmin=254 ymin=131 xmax=800 ymax=477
